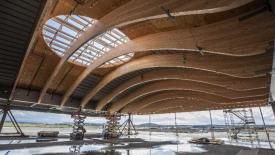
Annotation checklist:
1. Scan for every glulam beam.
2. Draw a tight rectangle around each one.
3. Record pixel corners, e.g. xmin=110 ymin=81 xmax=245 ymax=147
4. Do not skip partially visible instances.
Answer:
xmin=39 ymin=0 xmax=263 ymax=106
xmin=60 ymin=11 xmax=275 ymax=108
xmin=87 ymin=52 xmax=271 ymax=110
xmin=143 ymin=99 xmax=266 ymax=114
xmin=122 ymin=90 xmax=268 ymax=113
xmin=98 ymin=68 xmax=268 ymax=111
xmin=107 ymin=79 xmax=268 ymax=112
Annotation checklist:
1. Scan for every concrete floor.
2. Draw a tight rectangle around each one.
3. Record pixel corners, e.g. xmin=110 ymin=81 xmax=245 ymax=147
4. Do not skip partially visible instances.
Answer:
xmin=179 ymin=145 xmax=274 ymax=155
xmin=0 ymin=134 xmax=274 ymax=155
xmin=0 ymin=139 xmax=273 ymax=154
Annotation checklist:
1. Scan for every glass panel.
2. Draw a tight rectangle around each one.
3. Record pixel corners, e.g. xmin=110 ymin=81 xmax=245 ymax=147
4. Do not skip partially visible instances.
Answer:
xmin=43 ymin=15 xmax=133 ymax=67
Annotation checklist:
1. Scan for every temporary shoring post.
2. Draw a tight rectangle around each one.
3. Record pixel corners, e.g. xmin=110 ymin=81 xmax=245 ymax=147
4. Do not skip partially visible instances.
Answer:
xmin=272 ymin=103 xmax=275 ymax=118
xmin=128 ymin=113 xmax=131 ymax=135
xmin=149 ymin=114 xmax=152 ymax=144
xmin=174 ymin=113 xmax=178 ymax=136
xmin=209 ymin=110 xmax=215 ymax=139
xmin=0 ymin=107 xmax=7 ymax=133
xmin=119 ymin=113 xmax=137 ymax=136
xmin=0 ymin=103 xmax=24 ymax=136
xmin=259 ymin=107 xmax=273 ymax=149
xmin=269 ymin=38 xmax=275 ymax=121
xmin=176 ymin=113 xmax=179 ymax=153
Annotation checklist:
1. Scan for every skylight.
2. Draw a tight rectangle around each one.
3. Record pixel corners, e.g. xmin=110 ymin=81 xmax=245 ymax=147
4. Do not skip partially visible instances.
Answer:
xmin=43 ymin=15 xmax=133 ymax=67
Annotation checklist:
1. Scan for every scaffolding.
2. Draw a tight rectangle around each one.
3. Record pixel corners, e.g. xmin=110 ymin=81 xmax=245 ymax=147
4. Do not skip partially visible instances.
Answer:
xmin=103 ymin=112 xmax=121 ymax=139
xmin=70 ymin=108 xmax=86 ymax=140
xmin=223 ymin=108 xmax=259 ymax=143
xmin=0 ymin=103 xmax=24 ymax=137
xmin=119 ymin=113 xmax=137 ymax=136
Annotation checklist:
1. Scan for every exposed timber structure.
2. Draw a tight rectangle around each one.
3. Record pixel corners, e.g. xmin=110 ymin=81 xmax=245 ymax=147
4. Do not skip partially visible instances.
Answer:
xmin=0 ymin=0 xmax=274 ymax=116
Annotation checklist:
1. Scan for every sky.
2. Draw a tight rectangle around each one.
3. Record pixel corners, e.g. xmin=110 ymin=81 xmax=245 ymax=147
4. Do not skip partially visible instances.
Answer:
xmin=7 ymin=106 xmax=275 ymax=126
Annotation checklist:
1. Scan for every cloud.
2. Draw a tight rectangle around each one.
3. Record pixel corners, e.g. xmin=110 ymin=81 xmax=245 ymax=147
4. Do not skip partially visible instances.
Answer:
xmin=8 ymin=106 xmax=275 ymax=125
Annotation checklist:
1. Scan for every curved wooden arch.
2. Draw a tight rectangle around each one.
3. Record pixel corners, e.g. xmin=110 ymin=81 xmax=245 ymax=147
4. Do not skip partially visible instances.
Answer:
xmin=107 ymin=79 xmax=268 ymax=112
xmin=138 ymin=98 xmax=216 ymax=113
xmin=121 ymin=90 xmax=268 ymax=113
xmin=138 ymin=98 xmax=265 ymax=113
xmin=98 ymin=68 xmax=267 ymax=110
xmin=59 ymin=11 xmax=274 ymax=108
xmin=84 ymin=52 xmax=271 ymax=109
xmin=114 ymin=0 xmax=255 ymax=27
xmin=144 ymin=99 xmax=266 ymax=114
xmin=38 ymin=0 xmax=255 ymax=105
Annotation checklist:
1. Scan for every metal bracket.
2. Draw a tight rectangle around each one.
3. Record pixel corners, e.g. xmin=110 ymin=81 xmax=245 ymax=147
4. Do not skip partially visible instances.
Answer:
xmin=161 ymin=6 xmax=176 ymax=21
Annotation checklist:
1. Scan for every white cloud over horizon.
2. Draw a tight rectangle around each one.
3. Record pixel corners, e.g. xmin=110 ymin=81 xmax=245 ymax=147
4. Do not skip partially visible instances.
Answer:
xmin=8 ymin=106 xmax=275 ymax=126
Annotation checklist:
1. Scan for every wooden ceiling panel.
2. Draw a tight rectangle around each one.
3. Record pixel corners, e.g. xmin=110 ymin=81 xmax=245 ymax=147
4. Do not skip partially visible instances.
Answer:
xmin=9 ymin=0 xmax=275 ymax=114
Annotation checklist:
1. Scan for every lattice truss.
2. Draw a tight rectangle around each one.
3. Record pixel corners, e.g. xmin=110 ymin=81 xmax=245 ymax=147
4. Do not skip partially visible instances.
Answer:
xmin=224 ymin=108 xmax=259 ymax=142
xmin=43 ymin=15 xmax=133 ymax=67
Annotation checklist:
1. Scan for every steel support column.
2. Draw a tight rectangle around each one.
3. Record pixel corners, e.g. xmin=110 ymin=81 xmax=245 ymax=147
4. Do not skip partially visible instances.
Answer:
xmin=0 ymin=103 xmax=24 ymax=136
xmin=269 ymin=39 xmax=275 ymax=119
xmin=259 ymin=107 xmax=273 ymax=149
xmin=272 ymin=103 xmax=275 ymax=118
xmin=119 ymin=113 xmax=137 ymax=136
xmin=0 ymin=109 xmax=8 ymax=133
xmin=209 ymin=110 xmax=215 ymax=139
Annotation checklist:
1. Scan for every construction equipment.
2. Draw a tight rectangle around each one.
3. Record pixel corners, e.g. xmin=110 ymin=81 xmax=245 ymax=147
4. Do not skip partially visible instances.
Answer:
xmin=119 ymin=113 xmax=137 ymax=136
xmin=188 ymin=137 xmax=224 ymax=145
xmin=0 ymin=103 xmax=24 ymax=137
xmin=70 ymin=108 xmax=86 ymax=140
xmin=103 ymin=112 xmax=121 ymax=139
xmin=224 ymin=108 xmax=259 ymax=143
xmin=38 ymin=131 xmax=59 ymax=137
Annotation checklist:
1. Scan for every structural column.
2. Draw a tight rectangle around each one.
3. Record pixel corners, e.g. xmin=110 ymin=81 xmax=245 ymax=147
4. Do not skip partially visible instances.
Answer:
xmin=271 ymin=38 xmax=275 ymax=117
xmin=0 ymin=108 xmax=8 ymax=133
xmin=128 ymin=113 xmax=131 ymax=135
xmin=209 ymin=110 xmax=215 ymax=139
xmin=0 ymin=103 xmax=24 ymax=136
xmin=119 ymin=113 xmax=137 ymax=136
xmin=271 ymin=103 xmax=275 ymax=118
xmin=259 ymin=107 xmax=273 ymax=149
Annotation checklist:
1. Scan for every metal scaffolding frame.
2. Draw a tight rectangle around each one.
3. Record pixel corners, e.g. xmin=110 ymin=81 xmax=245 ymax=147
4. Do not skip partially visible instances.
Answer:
xmin=119 ymin=113 xmax=138 ymax=136
xmin=0 ymin=103 xmax=24 ymax=137
xmin=103 ymin=112 xmax=121 ymax=139
xmin=223 ymin=108 xmax=259 ymax=143
xmin=70 ymin=108 xmax=86 ymax=140
xmin=259 ymin=107 xmax=273 ymax=149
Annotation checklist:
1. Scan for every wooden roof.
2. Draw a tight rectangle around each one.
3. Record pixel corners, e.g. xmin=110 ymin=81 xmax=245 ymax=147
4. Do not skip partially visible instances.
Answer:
xmin=2 ymin=0 xmax=275 ymax=114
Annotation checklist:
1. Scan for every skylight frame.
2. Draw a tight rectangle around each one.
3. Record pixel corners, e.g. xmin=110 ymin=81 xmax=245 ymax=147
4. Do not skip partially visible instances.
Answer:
xmin=43 ymin=15 xmax=134 ymax=67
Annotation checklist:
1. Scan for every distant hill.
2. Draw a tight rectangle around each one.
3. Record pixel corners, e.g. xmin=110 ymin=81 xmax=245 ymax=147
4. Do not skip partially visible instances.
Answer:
xmin=135 ymin=123 xmax=275 ymax=129
xmin=137 ymin=123 xmax=162 ymax=128
xmin=11 ymin=121 xmax=275 ymax=129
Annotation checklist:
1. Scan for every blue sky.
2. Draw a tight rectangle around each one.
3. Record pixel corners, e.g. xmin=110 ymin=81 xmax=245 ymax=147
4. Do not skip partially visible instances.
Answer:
xmin=9 ymin=106 xmax=275 ymax=126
